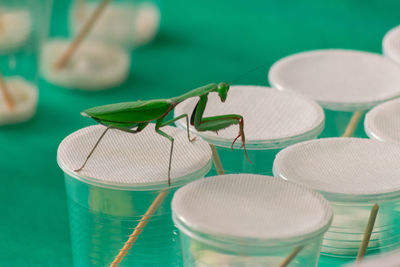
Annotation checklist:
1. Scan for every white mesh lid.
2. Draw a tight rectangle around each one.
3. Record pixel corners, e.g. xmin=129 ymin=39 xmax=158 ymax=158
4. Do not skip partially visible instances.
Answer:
xmin=350 ymin=251 xmax=400 ymax=267
xmin=273 ymin=138 xmax=400 ymax=200
xmin=174 ymin=85 xmax=324 ymax=149
xmin=364 ymin=98 xmax=400 ymax=144
xmin=57 ymin=124 xmax=212 ymax=189
xmin=172 ymin=174 xmax=332 ymax=244
xmin=383 ymin=25 xmax=400 ymax=65
xmin=268 ymin=49 xmax=400 ymax=111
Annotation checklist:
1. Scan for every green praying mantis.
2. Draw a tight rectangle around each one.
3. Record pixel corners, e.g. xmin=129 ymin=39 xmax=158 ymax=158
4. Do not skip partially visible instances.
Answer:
xmin=75 ymin=82 xmax=250 ymax=185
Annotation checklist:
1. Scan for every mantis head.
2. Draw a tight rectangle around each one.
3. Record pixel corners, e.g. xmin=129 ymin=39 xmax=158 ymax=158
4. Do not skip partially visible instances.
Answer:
xmin=217 ymin=82 xmax=230 ymax=102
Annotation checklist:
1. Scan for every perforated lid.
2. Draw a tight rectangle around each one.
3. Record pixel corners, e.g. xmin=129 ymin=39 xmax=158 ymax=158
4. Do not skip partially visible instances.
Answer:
xmin=383 ymin=25 xmax=400 ymax=65
xmin=174 ymin=85 xmax=324 ymax=149
xmin=172 ymin=174 xmax=332 ymax=244
xmin=350 ymin=251 xmax=400 ymax=267
xmin=273 ymin=138 xmax=400 ymax=200
xmin=57 ymin=124 xmax=212 ymax=189
xmin=268 ymin=49 xmax=400 ymax=111
xmin=364 ymin=98 xmax=400 ymax=144
xmin=0 ymin=9 xmax=31 ymax=53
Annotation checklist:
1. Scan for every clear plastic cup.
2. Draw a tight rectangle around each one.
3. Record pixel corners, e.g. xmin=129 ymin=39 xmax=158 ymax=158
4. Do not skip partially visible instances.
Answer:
xmin=69 ymin=0 xmax=161 ymax=48
xmin=57 ymin=124 xmax=212 ymax=266
xmin=273 ymin=138 xmax=400 ymax=265
xmin=174 ymin=85 xmax=324 ymax=176
xmin=0 ymin=0 xmax=52 ymax=125
xmin=268 ymin=49 xmax=400 ymax=138
xmin=172 ymin=174 xmax=333 ymax=266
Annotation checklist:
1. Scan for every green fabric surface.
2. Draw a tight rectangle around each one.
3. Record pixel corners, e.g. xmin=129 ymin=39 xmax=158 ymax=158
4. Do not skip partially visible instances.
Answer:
xmin=1 ymin=0 xmax=400 ymax=265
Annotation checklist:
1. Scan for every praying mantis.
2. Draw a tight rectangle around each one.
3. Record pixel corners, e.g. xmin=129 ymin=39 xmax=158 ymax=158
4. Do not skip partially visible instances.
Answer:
xmin=75 ymin=82 xmax=249 ymax=185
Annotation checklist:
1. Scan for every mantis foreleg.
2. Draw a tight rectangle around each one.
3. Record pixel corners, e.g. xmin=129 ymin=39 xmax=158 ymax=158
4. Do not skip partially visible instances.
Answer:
xmin=192 ymin=95 xmax=250 ymax=161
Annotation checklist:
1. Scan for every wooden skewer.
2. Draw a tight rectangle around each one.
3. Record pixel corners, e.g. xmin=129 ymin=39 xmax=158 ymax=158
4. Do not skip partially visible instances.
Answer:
xmin=110 ymin=189 xmax=169 ymax=266
xmin=0 ymin=74 xmax=15 ymax=111
xmin=54 ymin=0 xmax=111 ymax=70
xmin=356 ymin=203 xmax=379 ymax=262
xmin=76 ymin=0 xmax=86 ymax=21
xmin=278 ymin=246 xmax=304 ymax=267
xmin=210 ymin=144 xmax=225 ymax=175
xmin=342 ymin=111 xmax=363 ymax=137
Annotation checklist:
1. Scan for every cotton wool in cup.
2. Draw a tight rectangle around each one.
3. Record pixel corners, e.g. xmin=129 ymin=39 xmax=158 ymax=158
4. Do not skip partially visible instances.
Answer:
xmin=273 ymin=138 xmax=400 ymax=264
xmin=57 ymin=124 xmax=212 ymax=266
xmin=40 ymin=39 xmax=130 ymax=90
xmin=268 ymin=49 xmax=400 ymax=137
xmin=364 ymin=98 xmax=400 ymax=144
xmin=171 ymin=174 xmax=333 ymax=267
xmin=0 ymin=8 xmax=31 ymax=53
xmin=174 ymin=85 xmax=324 ymax=176
xmin=70 ymin=1 xmax=160 ymax=48
xmin=0 ymin=77 xmax=37 ymax=125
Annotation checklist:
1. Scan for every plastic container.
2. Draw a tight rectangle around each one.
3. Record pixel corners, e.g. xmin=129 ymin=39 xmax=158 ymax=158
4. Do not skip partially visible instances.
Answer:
xmin=172 ymin=174 xmax=333 ymax=267
xmin=0 ymin=0 xmax=52 ymax=125
xmin=273 ymin=138 xmax=400 ymax=265
xmin=174 ymin=85 xmax=324 ymax=176
xmin=69 ymin=0 xmax=160 ymax=48
xmin=364 ymin=98 xmax=400 ymax=143
xmin=268 ymin=49 xmax=400 ymax=138
xmin=383 ymin=25 xmax=400 ymax=65
xmin=57 ymin=124 xmax=212 ymax=266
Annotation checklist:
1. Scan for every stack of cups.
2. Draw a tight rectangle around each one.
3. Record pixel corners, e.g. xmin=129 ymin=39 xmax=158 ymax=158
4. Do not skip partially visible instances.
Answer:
xmin=171 ymin=174 xmax=333 ymax=266
xmin=0 ymin=0 xmax=52 ymax=125
xmin=273 ymin=138 xmax=400 ymax=266
xmin=174 ymin=85 xmax=324 ymax=176
xmin=268 ymin=49 xmax=400 ymax=138
xmin=57 ymin=124 xmax=212 ymax=266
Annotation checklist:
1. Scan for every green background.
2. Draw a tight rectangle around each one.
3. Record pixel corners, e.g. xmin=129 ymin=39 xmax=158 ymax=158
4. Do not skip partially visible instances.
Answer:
xmin=1 ymin=0 xmax=400 ymax=265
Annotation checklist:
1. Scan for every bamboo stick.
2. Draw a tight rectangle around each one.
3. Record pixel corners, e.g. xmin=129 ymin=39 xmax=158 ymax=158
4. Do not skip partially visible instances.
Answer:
xmin=76 ymin=0 xmax=86 ymax=21
xmin=109 ymin=189 xmax=169 ymax=266
xmin=356 ymin=203 xmax=380 ymax=262
xmin=278 ymin=246 xmax=303 ymax=267
xmin=0 ymin=74 xmax=15 ymax=111
xmin=210 ymin=144 xmax=225 ymax=175
xmin=342 ymin=111 xmax=363 ymax=137
xmin=54 ymin=0 xmax=111 ymax=70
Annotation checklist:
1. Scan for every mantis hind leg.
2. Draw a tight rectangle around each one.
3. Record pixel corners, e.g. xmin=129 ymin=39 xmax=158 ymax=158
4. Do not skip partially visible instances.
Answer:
xmin=75 ymin=122 xmax=149 ymax=172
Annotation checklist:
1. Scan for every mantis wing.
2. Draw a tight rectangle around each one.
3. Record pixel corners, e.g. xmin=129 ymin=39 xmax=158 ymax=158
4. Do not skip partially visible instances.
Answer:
xmin=82 ymin=99 xmax=173 ymax=123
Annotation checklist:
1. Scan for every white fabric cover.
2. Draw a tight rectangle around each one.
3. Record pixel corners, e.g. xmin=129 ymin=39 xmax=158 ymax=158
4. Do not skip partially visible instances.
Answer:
xmin=365 ymin=98 xmax=400 ymax=143
xmin=274 ymin=138 xmax=400 ymax=196
xmin=172 ymin=174 xmax=332 ymax=240
xmin=383 ymin=25 xmax=400 ymax=65
xmin=268 ymin=49 xmax=400 ymax=111
xmin=40 ymin=39 xmax=130 ymax=90
xmin=174 ymin=85 xmax=324 ymax=149
xmin=57 ymin=124 xmax=212 ymax=187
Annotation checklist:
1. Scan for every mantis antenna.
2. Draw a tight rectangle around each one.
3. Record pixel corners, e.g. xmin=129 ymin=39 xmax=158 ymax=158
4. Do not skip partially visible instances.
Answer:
xmin=0 ymin=74 xmax=15 ymax=111
xmin=54 ymin=0 xmax=111 ymax=70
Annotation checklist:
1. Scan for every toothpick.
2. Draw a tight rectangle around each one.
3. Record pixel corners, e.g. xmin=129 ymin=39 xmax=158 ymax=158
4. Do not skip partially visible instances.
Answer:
xmin=356 ymin=203 xmax=379 ymax=262
xmin=110 ymin=189 xmax=169 ymax=267
xmin=278 ymin=246 xmax=303 ymax=267
xmin=210 ymin=144 xmax=225 ymax=175
xmin=342 ymin=111 xmax=363 ymax=137
xmin=54 ymin=0 xmax=111 ymax=70
xmin=0 ymin=74 xmax=15 ymax=111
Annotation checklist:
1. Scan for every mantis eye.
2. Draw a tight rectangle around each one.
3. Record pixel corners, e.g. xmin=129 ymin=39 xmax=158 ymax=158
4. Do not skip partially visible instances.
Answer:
xmin=217 ymin=82 xmax=229 ymax=102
